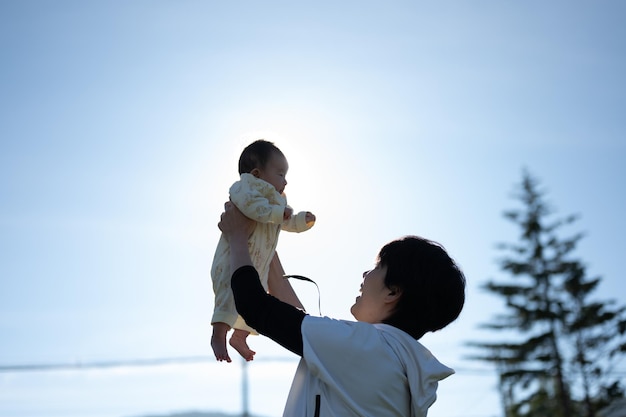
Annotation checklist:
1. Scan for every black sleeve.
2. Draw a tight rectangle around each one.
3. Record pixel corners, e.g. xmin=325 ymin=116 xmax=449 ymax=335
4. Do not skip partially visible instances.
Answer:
xmin=231 ymin=265 xmax=306 ymax=356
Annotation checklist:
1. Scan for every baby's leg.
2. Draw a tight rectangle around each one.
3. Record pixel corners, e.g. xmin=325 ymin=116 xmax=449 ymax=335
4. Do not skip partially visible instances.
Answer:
xmin=211 ymin=322 xmax=232 ymax=362
xmin=229 ymin=329 xmax=255 ymax=361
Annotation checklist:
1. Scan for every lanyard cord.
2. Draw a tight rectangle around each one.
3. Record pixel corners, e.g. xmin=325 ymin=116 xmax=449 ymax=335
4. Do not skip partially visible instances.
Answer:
xmin=283 ymin=275 xmax=322 ymax=316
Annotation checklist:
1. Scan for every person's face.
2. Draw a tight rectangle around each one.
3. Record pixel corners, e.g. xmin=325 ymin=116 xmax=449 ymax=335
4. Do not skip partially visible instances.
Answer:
xmin=350 ymin=264 xmax=392 ymax=323
xmin=255 ymin=152 xmax=289 ymax=194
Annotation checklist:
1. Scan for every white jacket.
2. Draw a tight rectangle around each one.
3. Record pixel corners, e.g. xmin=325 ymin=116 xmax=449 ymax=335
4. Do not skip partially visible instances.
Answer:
xmin=283 ymin=316 xmax=454 ymax=417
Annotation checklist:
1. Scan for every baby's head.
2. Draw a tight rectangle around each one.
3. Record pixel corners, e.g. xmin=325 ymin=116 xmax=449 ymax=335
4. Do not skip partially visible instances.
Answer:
xmin=239 ymin=140 xmax=289 ymax=193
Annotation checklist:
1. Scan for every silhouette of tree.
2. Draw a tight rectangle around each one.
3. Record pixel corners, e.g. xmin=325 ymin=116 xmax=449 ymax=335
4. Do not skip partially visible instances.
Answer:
xmin=468 ymin=170 xmax=626 ymax=417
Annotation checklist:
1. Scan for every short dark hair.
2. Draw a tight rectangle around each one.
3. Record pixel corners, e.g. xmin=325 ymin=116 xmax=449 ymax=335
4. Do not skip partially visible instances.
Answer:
xmin=238 ymin=139 xmax=284 ymax=174
xmin=378 ymin=236 xmax=466 ymax=339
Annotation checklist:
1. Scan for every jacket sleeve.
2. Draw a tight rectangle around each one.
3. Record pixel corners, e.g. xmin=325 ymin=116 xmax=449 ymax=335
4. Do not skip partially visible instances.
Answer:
xmin=229 ymin=177 xmax=285 ymax=224
xmin=231 ymin=265 xmax=306 ymax=355
xmin=282 ymin=208 xmax=315 ymax=233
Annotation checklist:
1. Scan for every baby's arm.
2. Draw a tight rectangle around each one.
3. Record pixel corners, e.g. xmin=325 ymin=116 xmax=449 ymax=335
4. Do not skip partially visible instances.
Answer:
xmin=282 ymin=210 xmax=316 ymax=233
xmin=267 ymin=253 xmax=305 ymax=311
xmin=230 ymin=178 xmax=286 ymax=224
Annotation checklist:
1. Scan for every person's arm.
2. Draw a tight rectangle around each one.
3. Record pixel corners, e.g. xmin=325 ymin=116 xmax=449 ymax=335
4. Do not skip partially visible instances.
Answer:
xmin=231 ymin=266 xmax=305 ymax=355
xmin=219 ymin=202 xmax=305 ymax=355
xmin=267 ymin=252 xmax=305 ymax=311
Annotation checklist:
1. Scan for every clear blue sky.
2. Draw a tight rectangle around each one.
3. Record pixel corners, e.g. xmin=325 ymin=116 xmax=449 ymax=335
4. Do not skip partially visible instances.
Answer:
xmin=1 ymin=1 xmax=625 ymax=417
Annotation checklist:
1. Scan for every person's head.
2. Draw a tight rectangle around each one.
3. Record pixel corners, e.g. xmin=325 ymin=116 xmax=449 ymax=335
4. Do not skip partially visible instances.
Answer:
xmin=351 ymin=236 xmax=465 ymax=339
xmin=238 ymin=140 xmax=288 ymax=194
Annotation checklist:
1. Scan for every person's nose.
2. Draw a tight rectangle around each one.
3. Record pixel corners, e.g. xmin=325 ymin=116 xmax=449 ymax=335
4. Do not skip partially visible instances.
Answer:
xmin=363 ymin=270 xmax=369 ymax=278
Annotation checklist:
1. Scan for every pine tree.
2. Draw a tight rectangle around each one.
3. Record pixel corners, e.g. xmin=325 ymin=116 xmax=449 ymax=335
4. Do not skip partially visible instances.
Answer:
xmin=564 ymin=262 xmax=626 ymax=416
xmin=468 ymin=170 xmax=626 ymax=417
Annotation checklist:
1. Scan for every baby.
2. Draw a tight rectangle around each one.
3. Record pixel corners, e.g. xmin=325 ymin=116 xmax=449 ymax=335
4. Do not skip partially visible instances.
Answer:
xmin=210 ymin=139 xmax=315 ymax=362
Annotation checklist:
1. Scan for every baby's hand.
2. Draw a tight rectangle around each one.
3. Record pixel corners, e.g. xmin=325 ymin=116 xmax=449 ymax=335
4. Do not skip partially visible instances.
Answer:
xmin=284 ymin=207 xmax=293 ymax=220
xmin=305 ymin=212 xmax=316 ymax=225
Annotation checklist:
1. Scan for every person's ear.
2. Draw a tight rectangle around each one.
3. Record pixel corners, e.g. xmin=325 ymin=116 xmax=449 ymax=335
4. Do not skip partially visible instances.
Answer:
xmin=385 ymin=286 xmax=402 ymax=303
xmin=250 ymin=168 xmax=261 ymax=178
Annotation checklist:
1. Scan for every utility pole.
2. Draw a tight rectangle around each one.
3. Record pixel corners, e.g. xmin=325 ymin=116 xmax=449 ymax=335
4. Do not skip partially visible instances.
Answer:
xmin=241 ymin=358 xmax=249 ymax=417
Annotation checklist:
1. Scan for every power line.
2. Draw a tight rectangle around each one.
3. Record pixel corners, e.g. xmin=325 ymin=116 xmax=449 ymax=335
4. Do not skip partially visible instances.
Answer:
xmin=2 ymin=357 xmax=624 ymax=378
xmin=0 ymin=357 xmax=492 ymax=375
xmin=0 ymin=355 xmax=297 ymax=373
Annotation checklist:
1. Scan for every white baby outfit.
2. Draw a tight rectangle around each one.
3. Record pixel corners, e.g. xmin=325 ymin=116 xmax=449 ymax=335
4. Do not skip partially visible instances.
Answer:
xmin=211 ymin=173 xmax=314 ymax=333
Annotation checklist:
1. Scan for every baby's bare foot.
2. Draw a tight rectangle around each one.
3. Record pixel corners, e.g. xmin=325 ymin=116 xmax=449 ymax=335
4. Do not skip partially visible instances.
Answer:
xmin=211 ymin=334 xmax=232 ymax=363
xmin=229 ymin=331 xmax=256 ymax=361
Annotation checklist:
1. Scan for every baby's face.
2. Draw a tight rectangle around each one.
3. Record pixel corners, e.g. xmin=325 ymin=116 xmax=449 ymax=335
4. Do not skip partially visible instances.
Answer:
xmin=257 ymin=152 xmax=289 ymax=194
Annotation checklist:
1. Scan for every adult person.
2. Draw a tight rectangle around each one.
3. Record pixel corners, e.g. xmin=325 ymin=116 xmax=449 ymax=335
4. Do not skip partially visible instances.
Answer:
xmin=218 ymin=202 xmax=466 ymax=417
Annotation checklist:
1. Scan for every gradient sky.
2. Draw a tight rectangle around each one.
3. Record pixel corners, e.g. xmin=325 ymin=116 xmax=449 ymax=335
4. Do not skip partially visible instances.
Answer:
xmin=1 ymin=1 xmax=625 ymax=417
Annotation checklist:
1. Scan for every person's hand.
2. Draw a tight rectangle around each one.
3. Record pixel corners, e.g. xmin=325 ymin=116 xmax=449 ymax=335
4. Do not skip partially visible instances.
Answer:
xmin=283 ymin=206 xmax=293 ymax=220
xmin=218 ymin=201 xmax=255 ymax=241
xmin=305 ymin=211 xmax=316 ymax=225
